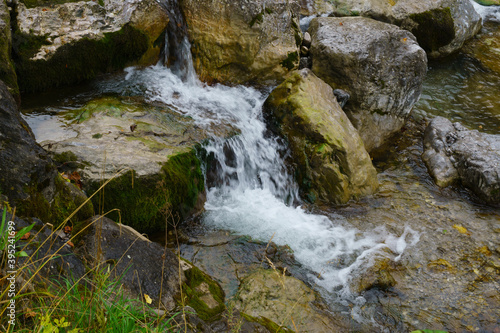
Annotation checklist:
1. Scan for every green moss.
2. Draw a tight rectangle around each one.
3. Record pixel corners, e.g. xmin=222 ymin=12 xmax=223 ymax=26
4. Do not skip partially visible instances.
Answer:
xmin=280 ymin=51 xmax=299 ymax=70
xmin=249 ymin=12 xmax=264 ymax=27
xmin=13 ymin=24 xmax=149 ymax=93
xmin=87 ymin=149 xmax=204 ymax=233
xmin=409 ymin=8 xmax=455 ymax=53
xmin=240 ymin=313 xmax=293 ymax=333
xmin=53 ymin=151 xmax=78 ymax=164
xmin=182 ymin=263 xmax=225 ymax=322
xmin=19 ymin=0 xmax=82 ymax=9
xmin=92 ymin=133 xmax=103 ymax=139
xmin=17 ymin=174 xmax=93 ymax=229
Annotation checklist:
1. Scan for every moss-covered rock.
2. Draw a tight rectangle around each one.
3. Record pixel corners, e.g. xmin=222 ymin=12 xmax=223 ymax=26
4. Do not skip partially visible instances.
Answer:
xmin=12 ymin=0 xmax=168 ymax=92
xmin=264 ymin=69 xmax=378 ymax=204
xmin=42 ymin=96 xmax=220 ymax=232
xmin=181 ymin=260 xmax=226 ymax=322
xmin=180 ymin=0 xmax=300 ymax=86
xmin=0 ymin=0 xmax=19 ymax=102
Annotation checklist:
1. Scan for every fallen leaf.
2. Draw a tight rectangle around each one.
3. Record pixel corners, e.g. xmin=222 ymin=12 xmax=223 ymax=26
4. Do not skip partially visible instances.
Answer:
xmin=64 ymin=226 xmax=72 ymax=234
xmin=339 ymin=22 xmax=343 ymax=26
xmin=20 ymin=232 xmax=30 ymax=240
xmin=479 ymin=125 xmax=483 ymax=129
xmin=144 ymin=294 xmax=152 ymax=304
xmin=69 ymin=172 xmax=83 ymax=189
xmin=66 ymin=241 xmax=74 ymax=248
xmin=130 ymin=124 xmax=137 ymax=132
xmin=25 ymin=308 xmax=36 ymax=319
xmin=453 ymin=224 xmax=470 ymax=235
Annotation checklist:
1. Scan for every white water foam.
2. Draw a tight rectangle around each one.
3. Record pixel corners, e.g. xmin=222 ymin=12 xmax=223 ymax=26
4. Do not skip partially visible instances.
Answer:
xmin=101 ymin=45 xmax=419 ymax=303
xmin=471 ymin=0 xmax=500 ymax=22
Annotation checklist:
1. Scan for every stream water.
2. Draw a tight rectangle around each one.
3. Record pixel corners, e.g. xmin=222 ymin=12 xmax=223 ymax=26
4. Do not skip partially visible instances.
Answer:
xmin=20 ymin=2 xmax=500 ymax=332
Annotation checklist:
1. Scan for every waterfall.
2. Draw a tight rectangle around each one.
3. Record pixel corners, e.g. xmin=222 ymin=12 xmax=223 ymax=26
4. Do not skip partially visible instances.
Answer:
xmin=98 ymin=0 xmax=419 ymax=309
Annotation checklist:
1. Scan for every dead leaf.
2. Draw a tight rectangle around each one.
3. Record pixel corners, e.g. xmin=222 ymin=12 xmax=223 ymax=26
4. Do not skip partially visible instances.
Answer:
xmin=130 ymin=124 xmax=137 ymax=132
xmin=66 ymin=241 xmax=74 ymax=248
xmin=69 ymin=172 xmax=83 ymax=189
xmin=20 ymin=232 xmax=30 ymax=240
xmin=64 ymin=226 xmax=72 ymax=234
xmin=25 ymin=308 xmax=36 ymax=319
xmin=144 ymin=294 xmax=152 ymax=304
xmin=453 ymin=224 xmax=470 ymax=235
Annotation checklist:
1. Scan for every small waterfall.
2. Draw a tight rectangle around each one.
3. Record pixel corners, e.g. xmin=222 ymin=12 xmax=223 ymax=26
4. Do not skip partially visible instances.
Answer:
xmin=99 ymin=0 xmax=419 ymax=313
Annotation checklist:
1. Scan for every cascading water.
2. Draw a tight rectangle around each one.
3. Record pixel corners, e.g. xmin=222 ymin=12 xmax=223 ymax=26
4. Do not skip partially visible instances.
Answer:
xmin=97 ymin=0 xmax=419 ymax=321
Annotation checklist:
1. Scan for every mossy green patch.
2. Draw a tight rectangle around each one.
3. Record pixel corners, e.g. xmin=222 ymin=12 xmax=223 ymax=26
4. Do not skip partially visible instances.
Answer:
xmin=13 ymin=24 xmax=149 ymax=93
xmin=87 ymin=149 xmax=204 ymax=233
xmin=17 ymin=174 xmax=93 ymax=229
xmin=249 ymin=8 xmax=273 ymax=28
xmin=280 ymin=51 xmax=299 ymax=70
xmin=240 ymin=313 xmax=294 ymax=333
xmin=182 ymin=263 xmax=225 ymax=322
xmin=409 ymin=8 xmax=455 ymax=53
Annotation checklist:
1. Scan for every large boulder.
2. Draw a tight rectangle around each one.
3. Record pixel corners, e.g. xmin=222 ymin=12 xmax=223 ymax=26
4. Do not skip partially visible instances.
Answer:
xmin=180 ymin=0 xmax=302 ymax=86
xmin=41 ymin=96 xmax=215 ymax=232
xmin=0 ymin=80 xmax=92 ymax=225
xmin=309 ymin=17 xmax=427 ymax=151
xmin=422 ymin=116 xmax=500 ymax=206
xmin=325 ymin=0 xmax=482 ymax=58
xmin=0 ymin=0 xmax=19 ymax=102
xmin=234 ymin=269 xmax=349 ymax=332
xmin=12 ymin=0 xmax=168 ymax=92
xmin=264 ymin=69 xmax=378 ymax=204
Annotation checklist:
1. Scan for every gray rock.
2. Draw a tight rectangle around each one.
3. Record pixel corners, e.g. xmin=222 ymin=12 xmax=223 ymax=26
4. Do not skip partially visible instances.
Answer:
xmin=325 ymin=0 xmax=482 ymax=58
xmin=423 ymin=116 xmax=500 ymax=206
xmin=13 ymin=0 xmax=169 ymax=92
xmin=299 ymin=56 xmax=312 ymax=69
xmin=309 ymin=17 xmax=427 ymax=151
xmin=302 ymin=31 xmax=312 ymax=47
xmin=333 ymin=89 xmax=350 ymax=109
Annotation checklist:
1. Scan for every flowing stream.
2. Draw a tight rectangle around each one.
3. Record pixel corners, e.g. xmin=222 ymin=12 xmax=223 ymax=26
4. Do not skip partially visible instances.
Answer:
xmin=20 ymin=1 xmax=500 ymax=331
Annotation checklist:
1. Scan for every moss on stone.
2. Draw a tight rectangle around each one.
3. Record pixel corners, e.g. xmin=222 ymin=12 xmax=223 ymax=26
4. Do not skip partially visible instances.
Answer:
xmin=17 ymin=174 xmax=94 ymax=229
xmin=409 ymin=8 xmax=455 ymax=53
xmin=13 ymin=24 xmax=149 ymax=93
xmin=182 ymin=262 xmax=225 ymax=322
xmin=240 ymin=313 xmax=294 ymax=333
xmin=0 ymin=1 xmax=20 ymax=101
xmin=249 ymin=12 xmax=265 ymax=27
xmin=87 ymin=149 xmax=204 ymax=233
xmin=280 ymin=51 xmax=299 ymax=70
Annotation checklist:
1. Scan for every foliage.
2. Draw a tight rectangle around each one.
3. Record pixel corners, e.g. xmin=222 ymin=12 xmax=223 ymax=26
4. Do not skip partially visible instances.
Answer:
xmin=0 ymin=208 xmax=34 ymax=261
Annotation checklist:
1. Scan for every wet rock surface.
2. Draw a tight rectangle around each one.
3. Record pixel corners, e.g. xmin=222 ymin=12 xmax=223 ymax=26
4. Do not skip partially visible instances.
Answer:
xmin=234 ymin=269 xmax=349 ymax=333
xmin=323 ymin=0 xmax=482 ymax=58
xmin=264 ymin=69 xmax=378 ymax=204
xmin=309 ymin=17 xmax=427 ymax=151
xmin=463 ymin=21 xmax=500 ymax=75
xmin=180 ymin=0 xmax=301 ymax=85
xmin=423 ymin=116 xmax=500 ymax=206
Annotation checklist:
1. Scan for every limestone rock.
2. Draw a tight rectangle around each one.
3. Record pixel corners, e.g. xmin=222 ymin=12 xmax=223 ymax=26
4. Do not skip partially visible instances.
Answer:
xmin=264 ymin=69 xmax=378 ymax=204
xmin=13 ymin=0 xmax=169 ymax=92
xmin=309 ymin=17 xmax=427 ymax=151
xmin=42 ymin=96 xmax=213 ymax=232
xmin=423 ymin=116 xmax=500 ymax=206
xmin=235 ymin=269 xmax=348 ymax=332
xmin=326 ymin=0 xmax=482 ymax=58
xmin=180 ymin=0 xmax=301 ymax=86
xmin=0 ymin=0 xmax=19 ymax=101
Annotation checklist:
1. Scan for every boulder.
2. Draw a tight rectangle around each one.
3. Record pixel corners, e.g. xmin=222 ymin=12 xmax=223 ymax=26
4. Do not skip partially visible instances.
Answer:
xmin=234 ymin=269 xmax=349 ymax=332
xmin=0 ymin=80 xmax=92 ymax=225
xmin=42 ymin=96 xmax=215 ymax=232
xmin=463 ymin=22 xmax=500 ymax=75
xmin=12 ymin=0 xmax=169 ymax=92
xmin=326 ymin=0 xmax=482 ymax=58
xmin=76 ymin=216 xmax=226 ymax=320
xmin=264 ymin=69 xmax=378 ymax=204
xmin=309 ymin=17 xmax=427 ymax=151
xmin=0 ymin=0 xmax=19 ymax=102
xmin=422 ymin=116 xmax=500 ymax=206
xmin=180 ymin=0 xmax=301 ymax=85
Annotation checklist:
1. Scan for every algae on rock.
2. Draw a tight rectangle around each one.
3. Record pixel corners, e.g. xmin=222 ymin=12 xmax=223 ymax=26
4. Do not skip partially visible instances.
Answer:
xmin=264 ymin=69 xmax=378 ymax=205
